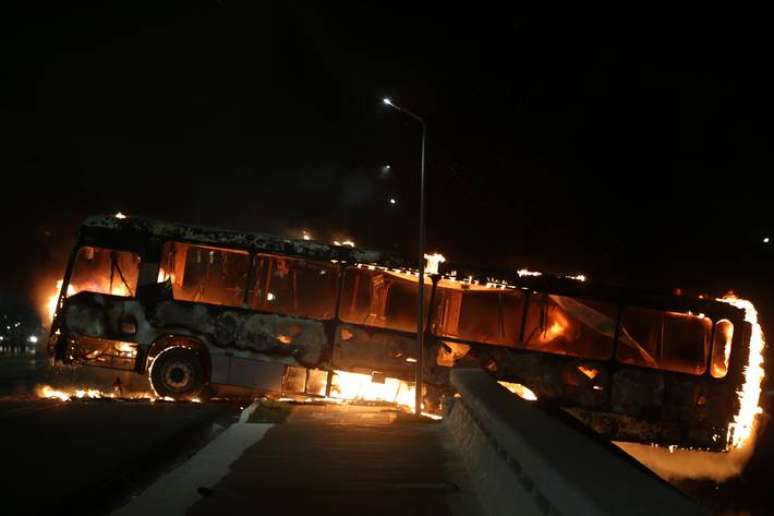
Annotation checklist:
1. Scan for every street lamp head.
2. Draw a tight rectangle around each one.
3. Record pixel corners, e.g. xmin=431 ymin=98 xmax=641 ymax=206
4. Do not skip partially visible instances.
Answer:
xmin=382 ymin=97 xmax=392 ymax=106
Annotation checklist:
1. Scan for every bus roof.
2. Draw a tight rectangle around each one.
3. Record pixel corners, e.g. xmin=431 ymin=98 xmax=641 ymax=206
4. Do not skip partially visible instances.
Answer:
xmin=82 ymin=214 xmax=406 ymax=266
xmin=81 ymin=214 xmax=745 ymax=321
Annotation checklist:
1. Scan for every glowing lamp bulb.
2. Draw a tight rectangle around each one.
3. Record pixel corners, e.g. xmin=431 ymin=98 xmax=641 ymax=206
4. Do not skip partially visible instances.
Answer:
xmin=764 ymin=237 xmax=770 ymax=244
xmin=383 ymin=98 xmax=392 ymax=105
xmin=389 ymin=197 xmax=397 ymax=205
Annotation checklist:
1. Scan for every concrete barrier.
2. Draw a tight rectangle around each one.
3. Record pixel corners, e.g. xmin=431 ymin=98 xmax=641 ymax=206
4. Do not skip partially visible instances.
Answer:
xmin=446 ymin=369 xmax=708 ymax=516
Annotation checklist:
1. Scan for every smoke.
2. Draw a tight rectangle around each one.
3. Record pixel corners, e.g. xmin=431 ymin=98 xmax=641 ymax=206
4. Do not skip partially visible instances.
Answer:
xmin=614 ymin=427 xmax=758 ymax=482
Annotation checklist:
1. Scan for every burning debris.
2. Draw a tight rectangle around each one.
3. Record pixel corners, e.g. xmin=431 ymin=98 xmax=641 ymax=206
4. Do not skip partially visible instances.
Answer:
xmin=330 ymin=370 xmax=416 ymax=408
xmin=35 ymin=384 xmax=184 ymax=403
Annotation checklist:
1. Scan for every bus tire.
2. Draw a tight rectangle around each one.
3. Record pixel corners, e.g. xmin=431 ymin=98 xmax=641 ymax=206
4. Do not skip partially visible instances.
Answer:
xmin=150 ymin=347 xmax=206 ymax=399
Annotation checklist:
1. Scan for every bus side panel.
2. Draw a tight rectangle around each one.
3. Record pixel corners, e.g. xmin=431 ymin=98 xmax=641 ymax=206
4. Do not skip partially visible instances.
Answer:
xmin=60 ymin=293 xmax=329 ymax=380
xmin=331 ymin=323 xmax=417 ymax=380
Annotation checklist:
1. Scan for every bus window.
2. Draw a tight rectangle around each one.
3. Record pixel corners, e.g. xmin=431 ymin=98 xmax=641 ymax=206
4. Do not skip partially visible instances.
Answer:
xmin=70 ymin=247 xmax=140 ymax=297
xmin=161 ymin=242 xmax=250 ymax=307
xmin=433 ymin=281 xmax=524 ymax=346
xmin=251 ymin=255 xmax=338 ymax=319
xmin=523 ymin=294 xmax=616 ymax=360
xmin=617 ymin=308 xmax=711 ymax=375
xmin=339 ymin=267 xmax=430 ymax=332
xmin=710 ymin=319 xmax=734 ymax=378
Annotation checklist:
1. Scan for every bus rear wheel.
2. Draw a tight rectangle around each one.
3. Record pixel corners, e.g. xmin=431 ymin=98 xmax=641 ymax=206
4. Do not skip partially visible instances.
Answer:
xmin=150 ymin=347 xmax=206 ymax=399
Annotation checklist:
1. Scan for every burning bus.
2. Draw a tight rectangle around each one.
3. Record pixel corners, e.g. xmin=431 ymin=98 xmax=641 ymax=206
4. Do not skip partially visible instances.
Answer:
xmin=48 ymin=214 xmax=761 ymax=452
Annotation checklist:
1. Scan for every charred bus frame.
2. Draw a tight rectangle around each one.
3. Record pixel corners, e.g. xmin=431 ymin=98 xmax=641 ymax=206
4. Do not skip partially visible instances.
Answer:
xmin=49 ymin=215 xmax=751 ymax=452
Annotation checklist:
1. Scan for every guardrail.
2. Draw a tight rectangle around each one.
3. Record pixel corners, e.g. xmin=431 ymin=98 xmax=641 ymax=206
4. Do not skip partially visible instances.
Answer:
xmin=447 ymin=369 xmax=708 ymax=516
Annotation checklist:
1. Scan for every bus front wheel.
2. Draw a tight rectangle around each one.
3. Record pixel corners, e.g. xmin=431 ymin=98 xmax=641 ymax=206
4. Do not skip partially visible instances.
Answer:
xmin=150 ymin=347 xmax=206 ymax=399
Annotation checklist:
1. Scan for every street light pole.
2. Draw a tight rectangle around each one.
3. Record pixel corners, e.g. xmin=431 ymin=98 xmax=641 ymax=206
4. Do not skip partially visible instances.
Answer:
xmin=383 ymin=97 xmax=426 ymax=416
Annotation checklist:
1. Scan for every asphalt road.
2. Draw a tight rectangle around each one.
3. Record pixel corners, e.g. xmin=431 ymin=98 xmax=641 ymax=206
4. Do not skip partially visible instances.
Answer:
xmin=0 ymin=398 xmax=240 ymax=516
xmin=187 ymin=404 xmax=482 ymax=516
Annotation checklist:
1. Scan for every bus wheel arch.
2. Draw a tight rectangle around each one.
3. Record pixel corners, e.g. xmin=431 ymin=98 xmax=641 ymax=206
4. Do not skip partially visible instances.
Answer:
xmin=147 ymin=335 xmax=211 ymax=399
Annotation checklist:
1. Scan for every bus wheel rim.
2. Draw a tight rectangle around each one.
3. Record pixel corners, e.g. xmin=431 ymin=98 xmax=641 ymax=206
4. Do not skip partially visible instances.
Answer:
xmin=163 ymin=360 xmax=193 ymax=390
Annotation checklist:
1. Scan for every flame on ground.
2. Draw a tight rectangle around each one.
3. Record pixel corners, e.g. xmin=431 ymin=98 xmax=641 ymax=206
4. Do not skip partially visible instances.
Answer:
xmin=37 ymin=385 xmax=72 ymax=402
xmin=36 ymin=384 xmax=159 ymax=402
xmin=330 ymin=370 xmax=416 ymax=409
xmin=718 ymin=294 xmax=765 ymax=450
xmin=37 ymin=385 xmax=111 ymax=401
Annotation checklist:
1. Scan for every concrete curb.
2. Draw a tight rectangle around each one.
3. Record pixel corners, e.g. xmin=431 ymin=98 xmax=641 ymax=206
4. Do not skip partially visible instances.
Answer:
xmin=111 ymin=419 xmax=273 ymax=516
xmin=447 ymin=369 xmax=708 ymax=516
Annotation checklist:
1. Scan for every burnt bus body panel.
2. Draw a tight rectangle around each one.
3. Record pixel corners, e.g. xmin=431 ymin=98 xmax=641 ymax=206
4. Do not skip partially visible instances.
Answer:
xmin=59 ymin=292 xmax=330 ymax=383
xmin=50 ymin=215 xmax=750 ymax=451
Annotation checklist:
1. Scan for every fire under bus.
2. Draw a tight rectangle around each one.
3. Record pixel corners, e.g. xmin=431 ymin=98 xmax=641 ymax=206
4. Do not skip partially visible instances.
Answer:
xmin=49 ymin=215 xmax=752 ymax=452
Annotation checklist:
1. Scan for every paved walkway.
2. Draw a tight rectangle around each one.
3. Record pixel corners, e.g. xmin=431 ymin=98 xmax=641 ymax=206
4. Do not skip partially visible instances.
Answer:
xmin=187 ymin=403 xmax=481 ymax=516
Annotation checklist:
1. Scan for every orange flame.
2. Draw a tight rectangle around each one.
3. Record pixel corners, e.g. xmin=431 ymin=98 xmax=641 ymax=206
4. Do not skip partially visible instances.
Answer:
xmin=36 ymin=384 xmax=169 ymax=402
xmin=498 ymin=381 xmax=538 ymax=401
xmin=46 ymin=280 xmax=75 ymax=323
xmin=37 ymin=384 xmax=113 ymax=401
xmin=330 ymin=370 xmax=416 ymax=409
xmin=45 ymin=277 xmax=131 ymax=323
xmin=424 ymin=253 xmax=446 ymax=275
xmin=718 ymin=294 xmax=766 ymax=449
xmin=37 ymin=385 xmax=72 ymax=401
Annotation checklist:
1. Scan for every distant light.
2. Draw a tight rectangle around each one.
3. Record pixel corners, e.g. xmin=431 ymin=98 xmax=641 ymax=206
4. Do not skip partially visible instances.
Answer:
xmin=341 ymin=240 xmax=355 ymax=247
xmin=0 ymin=336 xmax=4 ymax=342
xmin=764 ymin=237 xmax=770 ymax=244
xmin=266 ymin=292 xmax=275 ymax=302
xmin=517 ymin=268 xmax=542 ymax=278
xmin=389 ymin=197 xmax=397 ymax=205
xmin=302 ymin=230 xmax=311 ymax=241
xmin=27 ymin=335 xmax=38 ymax=343
xmin=384 ymin=164 xmax=391 ymax=170
xmin=383 ymin=98 xmax=392 ymax=106
xmin=115 ymin=212 xmax=127 ymax=219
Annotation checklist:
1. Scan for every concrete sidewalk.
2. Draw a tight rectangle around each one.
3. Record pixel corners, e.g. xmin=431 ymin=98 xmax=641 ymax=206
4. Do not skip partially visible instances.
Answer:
xmin=187 ymin=403 xmax=481 ymax=516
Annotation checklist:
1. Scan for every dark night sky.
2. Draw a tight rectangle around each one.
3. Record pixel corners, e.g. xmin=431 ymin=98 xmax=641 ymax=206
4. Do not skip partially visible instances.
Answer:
xmin=2 ymin=4 xmax=773 ymax=315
